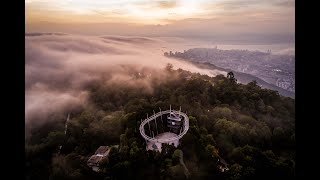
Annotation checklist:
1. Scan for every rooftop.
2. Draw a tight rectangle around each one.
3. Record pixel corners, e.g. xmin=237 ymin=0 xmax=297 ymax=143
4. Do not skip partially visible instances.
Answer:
xmin=95 ymin=146 xmax=110 ymax=155
xmin=87 ymin=155 xmax=105 ymax=165
xmin=87 ymin=146 xmax=111 ymax=166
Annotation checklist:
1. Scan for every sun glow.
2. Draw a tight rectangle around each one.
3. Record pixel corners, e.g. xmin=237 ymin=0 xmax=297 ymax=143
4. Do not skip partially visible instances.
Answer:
xmin=26 ymin=0 xmax=294 ymax=36
xmin=26 ymin=0 xmax=216 ymax=25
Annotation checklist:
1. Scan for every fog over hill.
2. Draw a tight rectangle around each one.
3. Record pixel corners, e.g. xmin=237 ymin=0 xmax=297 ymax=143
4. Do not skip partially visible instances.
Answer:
xmin=26 ymin=33 xmax=295 ymax=134
xmin=25 ymin=33 xmax=226 ymax=131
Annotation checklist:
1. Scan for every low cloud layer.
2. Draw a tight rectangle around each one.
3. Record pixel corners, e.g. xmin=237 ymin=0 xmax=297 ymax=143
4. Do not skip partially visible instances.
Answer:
xmin=25 ymin=34 xmax=225 ymax=130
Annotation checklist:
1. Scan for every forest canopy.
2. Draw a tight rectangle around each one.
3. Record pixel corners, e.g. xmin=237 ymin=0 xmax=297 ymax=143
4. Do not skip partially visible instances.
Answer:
xmin=26 ymin=66 xmax=295 ymax=180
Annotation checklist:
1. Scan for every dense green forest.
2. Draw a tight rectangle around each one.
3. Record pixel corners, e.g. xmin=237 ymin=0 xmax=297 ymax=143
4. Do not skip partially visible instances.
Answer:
xmin=26 ymin=65 xmax=295 ymax=180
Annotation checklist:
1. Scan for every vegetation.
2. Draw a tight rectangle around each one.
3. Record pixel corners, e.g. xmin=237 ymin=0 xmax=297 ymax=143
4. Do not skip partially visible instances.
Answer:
xmin=26 ymin=66 xmax=295 ymax=180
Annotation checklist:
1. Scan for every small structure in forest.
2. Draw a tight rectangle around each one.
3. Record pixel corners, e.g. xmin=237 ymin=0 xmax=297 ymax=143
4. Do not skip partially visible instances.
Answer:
xmin=217 ymin=157 xmax=229 ymax=172
xmin=87 ymin=146 xmax=111 ymax=172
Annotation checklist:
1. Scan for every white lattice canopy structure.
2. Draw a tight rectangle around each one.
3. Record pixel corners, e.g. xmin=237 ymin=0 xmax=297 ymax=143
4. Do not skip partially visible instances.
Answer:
xmin=139 ymin=106 xmax=189 ymax=152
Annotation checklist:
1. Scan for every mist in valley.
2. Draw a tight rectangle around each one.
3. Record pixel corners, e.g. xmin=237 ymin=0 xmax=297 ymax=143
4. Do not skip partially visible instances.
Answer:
xmin=25 ymin=33 xmax=227 ymax=133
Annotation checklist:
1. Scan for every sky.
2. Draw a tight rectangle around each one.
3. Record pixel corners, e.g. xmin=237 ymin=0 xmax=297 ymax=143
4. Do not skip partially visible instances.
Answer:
xmin=26 ymin=0 xmax=295 ymax=43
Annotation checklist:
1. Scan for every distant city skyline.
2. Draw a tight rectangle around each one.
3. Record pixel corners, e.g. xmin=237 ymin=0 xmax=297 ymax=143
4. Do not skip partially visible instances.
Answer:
xmin=26 ymin=0 xmax=295 ymax=43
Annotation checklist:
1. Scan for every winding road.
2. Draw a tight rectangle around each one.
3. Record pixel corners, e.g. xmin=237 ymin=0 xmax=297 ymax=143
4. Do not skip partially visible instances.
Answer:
xmin=178 ymin=150 xmax=190 ymax=179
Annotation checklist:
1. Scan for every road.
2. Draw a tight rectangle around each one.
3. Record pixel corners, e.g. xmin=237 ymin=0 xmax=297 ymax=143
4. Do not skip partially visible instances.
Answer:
xmin=178 ymin=150 xmax=190 ymax=179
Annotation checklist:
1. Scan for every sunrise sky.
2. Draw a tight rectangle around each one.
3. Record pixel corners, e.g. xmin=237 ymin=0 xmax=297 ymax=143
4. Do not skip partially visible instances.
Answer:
xmin=25 ymin=0 xmax=295 ymax=42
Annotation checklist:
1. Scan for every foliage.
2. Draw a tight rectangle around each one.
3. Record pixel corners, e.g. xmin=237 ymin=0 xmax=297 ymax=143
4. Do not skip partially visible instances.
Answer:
xmin=26 ymin=68 xmax=295 ymax=180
